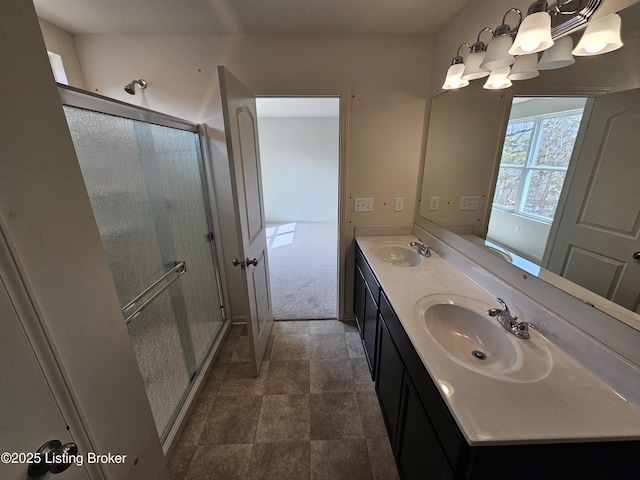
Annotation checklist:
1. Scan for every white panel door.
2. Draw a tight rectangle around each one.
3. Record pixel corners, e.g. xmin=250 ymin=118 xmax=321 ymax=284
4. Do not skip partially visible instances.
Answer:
xmin=0 ymin=230 xmax=89 ymax=480
xmin=546 ymin=88 xmax=640 ymax=313
xmin=218 ymin=66 xmax=273 ymax=375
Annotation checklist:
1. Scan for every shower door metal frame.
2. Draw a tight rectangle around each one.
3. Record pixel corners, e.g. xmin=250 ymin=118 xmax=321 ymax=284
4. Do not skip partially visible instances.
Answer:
xmin=58 ymin=84 xmax=230 ymax=454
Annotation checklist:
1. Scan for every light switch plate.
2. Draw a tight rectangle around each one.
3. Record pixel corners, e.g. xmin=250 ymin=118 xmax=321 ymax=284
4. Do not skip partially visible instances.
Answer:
xmin=460 ymin=196 xmax=480 ymax=211
xmin=354 ymin=198 xmax=374 ymax=212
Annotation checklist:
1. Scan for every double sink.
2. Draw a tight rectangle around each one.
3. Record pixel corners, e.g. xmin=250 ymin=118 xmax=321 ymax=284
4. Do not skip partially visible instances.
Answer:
xmin=371 ymin=240 xmax=552 ymax=383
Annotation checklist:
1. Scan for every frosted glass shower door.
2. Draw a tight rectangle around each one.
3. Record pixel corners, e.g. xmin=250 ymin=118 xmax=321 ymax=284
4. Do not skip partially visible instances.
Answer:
xmin=63 ymin=105 xmax=224 ymax=440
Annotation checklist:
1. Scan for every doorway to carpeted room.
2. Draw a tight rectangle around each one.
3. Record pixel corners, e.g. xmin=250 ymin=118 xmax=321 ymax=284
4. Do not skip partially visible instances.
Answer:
xmin=266 ymin=222 xmax=337 ymax=319
xmin=257 ymin=96 xmax=340 ymax=320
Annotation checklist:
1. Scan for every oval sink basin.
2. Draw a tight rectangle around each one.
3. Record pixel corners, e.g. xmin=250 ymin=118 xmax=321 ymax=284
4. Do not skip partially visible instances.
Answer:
xmin=415 ymin=294 xmax=551 ymax=383
xmin=371 ymin=242 xmax=423 ymax=267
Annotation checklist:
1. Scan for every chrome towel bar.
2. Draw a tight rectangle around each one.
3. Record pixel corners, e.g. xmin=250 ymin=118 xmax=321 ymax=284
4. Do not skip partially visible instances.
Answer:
xmin=123 ymin=261 xmax=186 ymax=325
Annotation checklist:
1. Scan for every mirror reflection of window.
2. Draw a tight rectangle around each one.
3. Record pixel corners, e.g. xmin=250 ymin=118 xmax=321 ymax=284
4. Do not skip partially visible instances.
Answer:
xmin=488 ymin=97 xmax=587 ymax=263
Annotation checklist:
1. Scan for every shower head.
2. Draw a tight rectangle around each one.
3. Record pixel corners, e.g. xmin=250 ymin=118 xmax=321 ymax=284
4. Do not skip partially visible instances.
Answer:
xmin=124 ymin=79 xmax=148 ymax=95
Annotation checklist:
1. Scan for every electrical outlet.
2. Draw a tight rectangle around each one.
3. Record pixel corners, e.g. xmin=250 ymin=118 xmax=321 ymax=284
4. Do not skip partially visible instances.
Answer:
xmin=354 ymin=197 xmax=374 ymax=212
xmin=459 ymin=196 xmax=480 ymax=211
xmin=429 ymin=197 xmax=440 ymax=210
xmin=394 ymin=197 xmax=404 ymax=212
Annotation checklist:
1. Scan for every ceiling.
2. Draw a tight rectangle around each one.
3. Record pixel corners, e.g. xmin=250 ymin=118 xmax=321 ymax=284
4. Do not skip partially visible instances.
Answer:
xmin=32 ymin=0 xmax=470 ymax=36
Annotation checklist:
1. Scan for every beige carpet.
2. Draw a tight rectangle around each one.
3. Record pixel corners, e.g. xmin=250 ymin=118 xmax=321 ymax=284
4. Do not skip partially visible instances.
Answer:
xmin=267 ymin=222 xmax=337 ymax=319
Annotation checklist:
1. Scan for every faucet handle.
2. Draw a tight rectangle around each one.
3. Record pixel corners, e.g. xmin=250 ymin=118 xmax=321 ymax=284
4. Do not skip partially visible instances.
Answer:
xmin=496 ymin=298 xmax=510 ymax=314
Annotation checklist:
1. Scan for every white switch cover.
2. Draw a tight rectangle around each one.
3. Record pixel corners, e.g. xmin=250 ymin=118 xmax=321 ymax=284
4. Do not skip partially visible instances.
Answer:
xmin=354 ymin=198 xmax=374 ymax=212
xmin=429 ymin=197 xmax=440 ymax=211
xmin=459 ymin=196 xmax=480 ymax=211
xmin=394 ymin=197 xmax=404 ymax=212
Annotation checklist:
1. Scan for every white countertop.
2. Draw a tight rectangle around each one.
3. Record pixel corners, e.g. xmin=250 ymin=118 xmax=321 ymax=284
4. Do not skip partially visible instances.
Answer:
xmin=357 ymin=234 xmax=640 ymax=446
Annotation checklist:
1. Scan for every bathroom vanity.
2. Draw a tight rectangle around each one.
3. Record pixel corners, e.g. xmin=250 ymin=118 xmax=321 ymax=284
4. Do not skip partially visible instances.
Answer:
xmin=354 ymin=234 xmax=640 ymax=479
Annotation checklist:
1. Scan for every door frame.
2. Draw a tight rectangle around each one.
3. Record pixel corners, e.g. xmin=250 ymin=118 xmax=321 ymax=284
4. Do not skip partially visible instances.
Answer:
xmin=252 ymin=86 xmax=350 ymax=320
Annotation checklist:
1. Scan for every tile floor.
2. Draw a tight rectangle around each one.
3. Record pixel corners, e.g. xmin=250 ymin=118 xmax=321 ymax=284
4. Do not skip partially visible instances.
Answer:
xmin=168 ymin=319 xmax=400 ymax=480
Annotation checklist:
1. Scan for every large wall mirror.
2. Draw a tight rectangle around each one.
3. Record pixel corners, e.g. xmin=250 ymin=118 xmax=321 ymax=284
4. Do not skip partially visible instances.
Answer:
xmin=418 ymin=1 xmax=640 ymax=330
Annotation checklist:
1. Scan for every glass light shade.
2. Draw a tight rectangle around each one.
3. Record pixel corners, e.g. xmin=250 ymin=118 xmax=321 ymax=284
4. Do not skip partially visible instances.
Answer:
xmin=483 ymin=66 xmax=512 ymax=89
xmin=442 ymin=63 xmax=469 ymax=90
xmin=461 ymin=51 xmax=490 ymax=80
xmin=509 ymin=12 xmax=554 ymax=55
xmin=508 ymin=53 xmax=539 ymax=80
xmin=572 ymin=13 xmax=623 ymax=56
xmin=480 ymin=35 xmax=515 ymax=71
xmin=538 ymin=36 xmax=575 ymax=70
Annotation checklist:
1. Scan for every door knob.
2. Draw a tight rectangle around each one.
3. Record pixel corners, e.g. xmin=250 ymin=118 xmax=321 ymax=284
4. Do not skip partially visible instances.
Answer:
xmin=633 ymin=252 xmax=640 ymax=260
xmin=28 ymin=440 xmax=78 ymax=477
xmin=246 ymin=258 xmax=258 ymax=267
xmin=232 ymin=258 xmax=245 ymax=268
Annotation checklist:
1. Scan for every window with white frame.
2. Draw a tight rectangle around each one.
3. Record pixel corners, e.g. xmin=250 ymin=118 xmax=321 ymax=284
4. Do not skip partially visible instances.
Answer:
xmin=492 ymin=108 xmax=584 ymax=222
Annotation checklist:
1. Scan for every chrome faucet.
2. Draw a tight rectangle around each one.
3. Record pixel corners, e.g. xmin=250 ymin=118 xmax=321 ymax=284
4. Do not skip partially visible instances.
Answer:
xmin=409 ymin=239 xmax=431 ymax=257
xmin=486 ymin=298 xmax=537 ymax=339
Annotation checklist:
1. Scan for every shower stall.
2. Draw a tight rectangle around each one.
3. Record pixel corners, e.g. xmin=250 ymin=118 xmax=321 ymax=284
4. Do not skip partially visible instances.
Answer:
xmin=59 ymin=86 xmax=228 ymax=447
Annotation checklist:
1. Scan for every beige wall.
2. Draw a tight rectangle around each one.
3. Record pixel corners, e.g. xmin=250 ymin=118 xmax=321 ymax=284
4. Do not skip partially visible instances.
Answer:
xmin=38 ymin=18 xmax=86 ymax=88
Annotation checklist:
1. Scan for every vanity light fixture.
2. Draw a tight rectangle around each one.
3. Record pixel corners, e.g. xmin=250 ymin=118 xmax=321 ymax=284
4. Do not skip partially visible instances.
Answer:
xmin=480 ymin=9 xmax=522 ymax=71
xmin=483 ymin=66 xmax=513 ymax=90
xmin=441 ymin=43 xmax=471 ymax=90
xmin=572 ymin=13 xmax=624 ymax=55
xmin=462 ymin=28 xmax=494 ymax=81
xmin=442 ymin=1 xmax=625 ymax=91
xmin=508 ymin=53 xmax=540 ymax=80
xmin=538 ymin=36 xmax=576 ymax=69
xmin=509 ymin=0 xmax=554 ymax=55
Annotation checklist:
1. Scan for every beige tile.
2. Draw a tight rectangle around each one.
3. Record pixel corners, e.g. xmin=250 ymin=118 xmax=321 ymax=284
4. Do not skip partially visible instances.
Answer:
xmin=199 ymin=362 xmax=229 ymax=399
xmin=345 ymin=332 xmax=366 ymax=359
xmin=310 ymin=393 xmax=364 ymax=440
xmin=184 ymin=444 xmax=252 ymax=480
xmin=217 ymin=361 xmax=269 ymax=396
xmin=310 ymin=439 xmax=373 ymax=480
xmin=310 ymin=333 xmax=349 ymax=359
xmin=271 ymin=334 xmax=310 ymax=360
xmin=309 ymin=319 xmax=346 ymax=334
xmin=310 ymin=358 xmax=354 ymax=393
xmin=168 ymin=442 xmax=196 ymax=480
xmin=246 ymin=442 xmax=310 ymax=480
xmin=351 ymin=358 xmax=375 ymax=392
xmin=199 ymin=395 xmax=262 ymax=444
xmin=366 ymin=437 xmax=399 ymax=480
xmin=227 ymin=323 xmax=247 ymax=338
xmin=356 ymin=391 xmax=387 ymax=438
xmin=178 ymin=396 xmax=213 ymax=444
xmin=216 ymin=334 xmax=240 ymax=363
xmin=264 ymin=360 xmax=310 ymax=394
xmin=255 ymin=394 xmax=310 ymax=443
xmin=231 ymin=335 xmax=251 ymax=362
xmin=273 ymin=320 xmax=310 ymax=335
xmin=342 ymin=320 xmax=359 ymax=333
